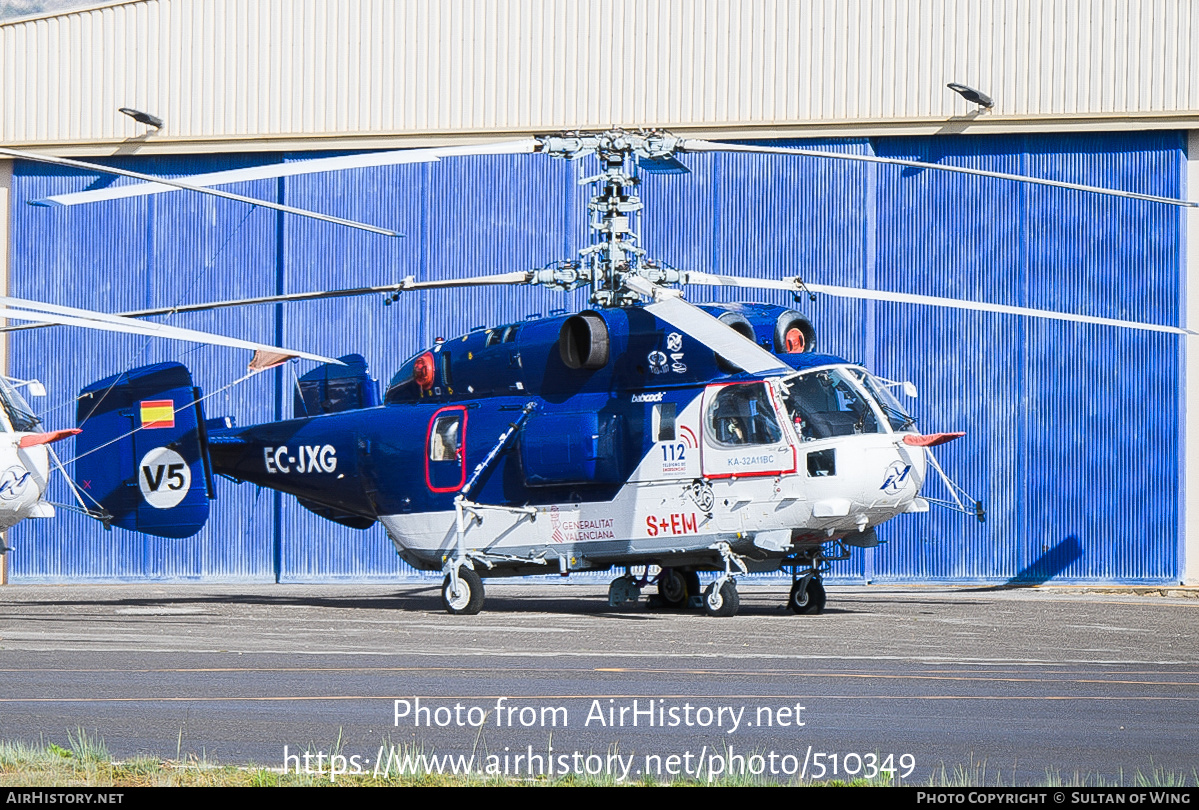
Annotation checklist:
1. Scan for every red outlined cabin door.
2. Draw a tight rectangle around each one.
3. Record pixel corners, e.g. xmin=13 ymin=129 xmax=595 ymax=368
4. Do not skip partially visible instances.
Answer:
xmin=700 ymin=382 xmax=796 ymax=479
xmin=425 ymin=406 xmax=467 ymax=492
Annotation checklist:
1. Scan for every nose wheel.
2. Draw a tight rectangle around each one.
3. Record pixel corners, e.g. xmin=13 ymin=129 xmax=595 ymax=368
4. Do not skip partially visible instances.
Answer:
xmin=442 ymin=566 xmax=485 ymax=615
xmin=784 ymin=542 xmax=848 ymax=615
xmin=703 ymin=579 xmax=740 ymax=617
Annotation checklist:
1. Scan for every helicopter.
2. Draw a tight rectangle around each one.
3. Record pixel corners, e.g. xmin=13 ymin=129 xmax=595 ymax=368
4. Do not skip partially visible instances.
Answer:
xmin=3 ymin=131 xmax=1193 ymax=614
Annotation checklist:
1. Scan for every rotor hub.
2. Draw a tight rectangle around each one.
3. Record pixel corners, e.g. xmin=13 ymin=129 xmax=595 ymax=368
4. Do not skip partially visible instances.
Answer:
xmin=538 ymin=130 xmax=687 ymax=307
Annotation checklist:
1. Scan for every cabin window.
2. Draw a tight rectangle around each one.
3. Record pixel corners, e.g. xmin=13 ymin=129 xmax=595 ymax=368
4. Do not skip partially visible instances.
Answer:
xmin=706 ymin=383 xmax=782 ymax=446
xmin=429 ymin=414 xmax=462 ymax=461
xmin=653 ymin=402 xmax=677 ymax=442
xmin=426 ymin=407 xmax=468 ymax=492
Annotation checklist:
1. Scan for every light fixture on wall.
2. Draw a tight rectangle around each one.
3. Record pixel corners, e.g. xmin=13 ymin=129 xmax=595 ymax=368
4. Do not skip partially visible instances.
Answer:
xmin=946 ymin=83 xmax=994 ymax=110
xmin=118 ymin=107 xmax=164 ymax=129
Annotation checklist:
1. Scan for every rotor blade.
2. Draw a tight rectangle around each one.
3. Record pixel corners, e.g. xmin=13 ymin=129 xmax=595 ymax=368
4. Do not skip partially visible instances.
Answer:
xmin=31 ymin=139 xmax=539 ymax=207
xmin=681 ymin=270 xmax=804 ymax=292
xmin=679 ymin=270 xmax=1191 ymax=335
xmin=623 ymin=276 xmax=791 ymax=375
xmin=0 ymin=297 xmax=341 ymax=364
xmin=679 ymin=140 xmax=1199 ymax=209
xmin=803 ymin=282 xmax=1194 ymax=336
xmin=0 ymin=148 xmax=403 ymax=237
xmin=0 ymin=272 xmax=536 ymax=331
xmin=100 ymin=272 xmax=534 ymax=318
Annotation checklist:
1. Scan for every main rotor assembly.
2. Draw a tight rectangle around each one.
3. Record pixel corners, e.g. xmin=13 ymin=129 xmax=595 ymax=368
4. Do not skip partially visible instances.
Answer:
xmin=1 ymin=128 xmax=1195 ymax=339
xmin=531 ymin=130 xmax=700 ymax=307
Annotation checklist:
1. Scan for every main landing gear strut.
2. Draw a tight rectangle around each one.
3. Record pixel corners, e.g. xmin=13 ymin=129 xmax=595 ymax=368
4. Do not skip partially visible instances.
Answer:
xmin=702 ymin=541 xmax=747 ymax=617
xmin=608 ymin=543 xmax=751 ymax=617
xmin=783 ymin=541 xmax=849 ymax=615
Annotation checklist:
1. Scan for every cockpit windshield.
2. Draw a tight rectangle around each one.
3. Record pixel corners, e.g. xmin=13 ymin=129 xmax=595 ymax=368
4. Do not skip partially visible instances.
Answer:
xmin=0 ymin=377 xmax=41 ymax=433
xmin=779 ymin=367 xmax=886 ymax=440
xmin=851 ymin=370 xmax=916 ymax=432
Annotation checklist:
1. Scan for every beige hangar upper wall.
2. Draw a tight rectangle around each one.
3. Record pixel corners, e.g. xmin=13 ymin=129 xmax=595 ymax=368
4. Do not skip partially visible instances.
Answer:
xmin=2 ymin=0 xmax=1197 ymax=154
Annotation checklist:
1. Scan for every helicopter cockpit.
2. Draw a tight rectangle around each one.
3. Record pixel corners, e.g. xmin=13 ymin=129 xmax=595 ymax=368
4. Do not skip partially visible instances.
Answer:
xmin=778 ymin=367 xmax=914 ymax=441
xmin=706 ymin=382 xmax=783 ymax=446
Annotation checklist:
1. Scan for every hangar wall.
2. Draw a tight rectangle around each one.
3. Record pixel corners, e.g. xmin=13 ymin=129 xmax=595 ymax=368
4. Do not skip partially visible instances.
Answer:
xmin=1187 ymin=130 xmax=1198 ymax=586
xmin=0 ymin=159 xmax=8 ymax=585
xmin=3 ymin=129 xmax=1185 ymax=585
xmin=3 ymin=0 xmax=1198 ymax=149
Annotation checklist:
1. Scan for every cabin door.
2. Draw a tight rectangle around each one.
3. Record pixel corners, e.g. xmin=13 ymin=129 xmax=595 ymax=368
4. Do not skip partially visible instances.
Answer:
xmin=425 ymin=406 xmax=467 ymax=492
xmin=700 ymin=382 xmax=796 ymax=479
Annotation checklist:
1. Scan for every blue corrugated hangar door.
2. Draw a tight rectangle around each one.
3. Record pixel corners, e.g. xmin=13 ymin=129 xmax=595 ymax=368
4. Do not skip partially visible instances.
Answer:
xmin=637 ymin=131 xmax=1182 ymax=585
xmin=866 ymin=132 xmax=1181 ymax=584
xmin=3 ymin=131 xmax=1184 ymax=584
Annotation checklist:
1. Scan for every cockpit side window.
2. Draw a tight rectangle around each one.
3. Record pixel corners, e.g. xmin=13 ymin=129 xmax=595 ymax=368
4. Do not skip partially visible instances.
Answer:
xmin=853 ymin=371 xmax=916 ymax=432
xmin=782 ymin=369 xmax=883 ymax=439
xmin=0 ymin=377 xmax=39 ymax=433
xmin=706 ymin=383 xmax=783 ymax=446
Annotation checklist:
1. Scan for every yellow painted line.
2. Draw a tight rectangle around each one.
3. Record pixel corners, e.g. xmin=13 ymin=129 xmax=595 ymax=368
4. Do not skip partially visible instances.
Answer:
xmin=0 ymin=666 xmax=1197 ymax=689
xmin=591 ymin=668 xmax=1199 ymax=687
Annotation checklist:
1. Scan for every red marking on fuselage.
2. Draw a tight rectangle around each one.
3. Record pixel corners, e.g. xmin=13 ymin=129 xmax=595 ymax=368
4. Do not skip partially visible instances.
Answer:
xmin=645 ymin=512 xmax=698 ymax=537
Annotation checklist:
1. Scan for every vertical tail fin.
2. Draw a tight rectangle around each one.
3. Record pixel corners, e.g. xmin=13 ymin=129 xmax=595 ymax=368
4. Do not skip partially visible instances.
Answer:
xmin=75 ymin=363 xmax=213 ymax=538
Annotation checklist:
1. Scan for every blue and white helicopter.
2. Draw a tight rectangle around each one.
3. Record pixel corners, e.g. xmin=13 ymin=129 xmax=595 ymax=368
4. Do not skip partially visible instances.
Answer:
xmin=5 ymin=131 xmax=1194 ymax=615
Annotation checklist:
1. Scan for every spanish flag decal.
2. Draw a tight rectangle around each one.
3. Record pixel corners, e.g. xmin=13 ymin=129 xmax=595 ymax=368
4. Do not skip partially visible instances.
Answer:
xmin=140 ymin=399 xmax=175 ymax=429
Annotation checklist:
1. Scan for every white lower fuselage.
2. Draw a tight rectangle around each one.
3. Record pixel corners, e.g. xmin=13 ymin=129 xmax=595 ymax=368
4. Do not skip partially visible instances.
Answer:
xmin=379 ymin=372 xmax=929 ymax=574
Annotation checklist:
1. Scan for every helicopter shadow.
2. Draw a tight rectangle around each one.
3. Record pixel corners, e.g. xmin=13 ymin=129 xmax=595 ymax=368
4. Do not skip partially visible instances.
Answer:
xmin=962 ymin=535 xmax=1085 ymax=592
xmin=10 ymin=585 xmax=867 ymax=619
xmin=10 ymin=588 xmax=439 ymax=612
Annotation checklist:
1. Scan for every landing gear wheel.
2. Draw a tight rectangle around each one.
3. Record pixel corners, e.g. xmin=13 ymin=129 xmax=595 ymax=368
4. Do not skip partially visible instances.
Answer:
xmin=442 ymin=567 xmax=485 ymax=615
xmin=657 ymin=569 xmax=701 ymax=609
xmin=703 ymin=580 xmax=740 ymax=617
xmin=789 ymin=577 xmax=826 ymax=615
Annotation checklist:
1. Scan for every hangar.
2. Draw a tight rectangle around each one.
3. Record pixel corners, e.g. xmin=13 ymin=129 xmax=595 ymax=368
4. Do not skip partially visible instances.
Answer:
xmin=0 ymin=0 xmax=1196 ymax=585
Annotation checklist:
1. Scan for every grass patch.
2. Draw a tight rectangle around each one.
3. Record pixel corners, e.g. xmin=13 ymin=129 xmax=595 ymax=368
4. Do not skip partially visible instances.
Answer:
xmin=926 ymin=755 xmax=1199 ymax=789
xmin=0 ymin=736 xmax=1195 ymax=787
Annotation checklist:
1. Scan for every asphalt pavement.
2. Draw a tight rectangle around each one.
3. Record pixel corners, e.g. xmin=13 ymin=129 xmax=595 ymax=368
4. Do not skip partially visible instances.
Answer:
xmin=0 ymin=579 xmax=1195 ymax=785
